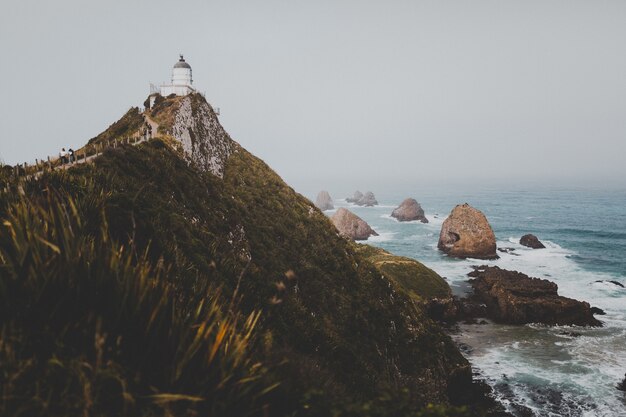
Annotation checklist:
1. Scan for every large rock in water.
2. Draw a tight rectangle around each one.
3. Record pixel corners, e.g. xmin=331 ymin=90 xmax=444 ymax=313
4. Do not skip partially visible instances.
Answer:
xmin=315 ymin=191 xmax=334 ymax=211
xmin=468 ymin=266 xmax=602 ymax=326
xmin=438 ymin=203 xmax=497 ymax=259
xmin=356 ymin=191 xmax=378 ymax=206
xmin=331 ymin=208 xmax=378 ymax=240
xmin=391 ymin=198 xmax=428 ymax=223
xmin=346 ymin=190 xmax=363 ymax=203
xmin=520 ymin=234 xmax=546 ymax=249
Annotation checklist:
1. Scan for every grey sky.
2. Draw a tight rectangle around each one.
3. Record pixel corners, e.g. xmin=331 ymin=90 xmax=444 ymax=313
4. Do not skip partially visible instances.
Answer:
xmin=1 ymin=0 xmax=625 ymax=192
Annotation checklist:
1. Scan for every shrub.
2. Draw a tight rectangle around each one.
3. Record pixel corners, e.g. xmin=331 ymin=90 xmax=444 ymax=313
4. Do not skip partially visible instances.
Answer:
xmin=0 ymin=189 xmax=275 ymax=417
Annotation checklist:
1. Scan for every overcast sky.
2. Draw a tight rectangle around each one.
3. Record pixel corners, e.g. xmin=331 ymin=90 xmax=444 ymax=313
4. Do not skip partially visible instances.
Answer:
xmin=1 ymin=0 xmax=625 ymax=193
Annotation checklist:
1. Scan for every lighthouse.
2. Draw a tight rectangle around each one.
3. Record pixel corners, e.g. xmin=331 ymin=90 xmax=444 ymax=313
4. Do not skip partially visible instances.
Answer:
xmin=158 ymin=55 xmax=196 ymax=97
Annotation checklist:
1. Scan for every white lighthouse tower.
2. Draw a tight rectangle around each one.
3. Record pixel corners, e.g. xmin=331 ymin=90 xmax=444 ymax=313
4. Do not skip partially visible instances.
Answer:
xmin=158 ymin=55 xmax=196 ymax=97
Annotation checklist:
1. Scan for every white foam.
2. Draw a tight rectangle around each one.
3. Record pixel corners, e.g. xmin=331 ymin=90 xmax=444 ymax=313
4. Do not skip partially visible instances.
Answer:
xmin=379 ymin=213 xmax=432 ymax=225
xmin=446 ymin=240 xmax=626 ymax=417
xmin=367 ymin=231 xmax=396 ymax=243
xmin=425 ymin=214 xmax=446 ymax=226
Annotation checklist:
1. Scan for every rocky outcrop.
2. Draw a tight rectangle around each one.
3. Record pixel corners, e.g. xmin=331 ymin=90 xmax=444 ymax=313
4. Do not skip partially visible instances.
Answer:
xmin=467 ymin=266 xmax=602 ymax=326
xmin=356 ymin=191 xmax=378 ymax=206
xmin=346 ymin=191 xmax=363 ymax=203
xmin=437 ymin=203 xmax=498 ymax=259
xmin=170 ymin=93 xmax=234 ymax=178
xmin=346 ymin=191 xmax=378 ymax=206
xmin=618 ymin=374 xmax=626 ymax=391
xmin=331 ymin=208 xmax=378 ymax=241
xmin=520 ymin=234 xmax=546 ymax=249
xmin=355 ymin=244 xmax=450 ymax=300
xmin=391 ymin=198 xmax=428 ymax=223
xmin=315 ymin=191 xmax=334 ymax=211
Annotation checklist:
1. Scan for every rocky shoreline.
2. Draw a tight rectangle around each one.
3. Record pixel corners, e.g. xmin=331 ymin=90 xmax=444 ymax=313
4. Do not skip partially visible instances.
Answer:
xmin=427 ymin=266 xmax=604 ymax=327
xmin=466 ymin=266 xmax=603 ymax=326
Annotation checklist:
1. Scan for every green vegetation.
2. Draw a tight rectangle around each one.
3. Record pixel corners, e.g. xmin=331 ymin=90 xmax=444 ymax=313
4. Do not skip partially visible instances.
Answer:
xmin=88 ymin=107 xmax=144 ymax=146
xmin=0 ymin=94 xmax=500 ymax=416
xmin=0 ymin=186 xmax=274 ymax=417
xmin=355 ymin=245 xmax=451 ymax=301
xmin=150 ymin=95 xmax=184 ymax=133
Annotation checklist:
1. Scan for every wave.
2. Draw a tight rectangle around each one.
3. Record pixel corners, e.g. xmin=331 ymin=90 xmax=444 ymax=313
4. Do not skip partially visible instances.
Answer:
xmin=379 ymin=213 xmax=434 ymax=225
xmin=367 ymin=231 xmax=396 ymax=243
xmin=548 ymin=228 xmax=626 ymax=241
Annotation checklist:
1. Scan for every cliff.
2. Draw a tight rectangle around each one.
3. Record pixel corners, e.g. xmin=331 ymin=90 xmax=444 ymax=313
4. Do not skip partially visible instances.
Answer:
xmin=0 ymin=93 xmax=503 ymax=417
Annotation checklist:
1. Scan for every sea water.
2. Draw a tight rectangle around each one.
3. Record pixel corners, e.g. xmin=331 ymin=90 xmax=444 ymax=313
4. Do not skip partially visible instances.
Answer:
xmin=319 ymin=185 xmax=626 ymax=417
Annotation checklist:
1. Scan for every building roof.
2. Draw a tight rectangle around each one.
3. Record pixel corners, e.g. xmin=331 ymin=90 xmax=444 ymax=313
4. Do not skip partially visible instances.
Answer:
xmin=174 ymin=55 xmax=191 ymax=69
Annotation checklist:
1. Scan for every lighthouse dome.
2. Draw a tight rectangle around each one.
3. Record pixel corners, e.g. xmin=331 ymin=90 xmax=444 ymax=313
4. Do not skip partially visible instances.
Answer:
xmin=174 ymin=59 xmax=191 ymax=69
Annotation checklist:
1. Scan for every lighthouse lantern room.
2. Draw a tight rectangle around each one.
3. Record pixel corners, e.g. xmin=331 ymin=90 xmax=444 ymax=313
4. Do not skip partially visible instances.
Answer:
xmin=158 ymin=55 xmax=196 ymax=97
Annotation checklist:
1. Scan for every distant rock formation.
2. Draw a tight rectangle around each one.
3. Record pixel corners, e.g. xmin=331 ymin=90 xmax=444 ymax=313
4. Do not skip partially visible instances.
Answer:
xmin=437 ymin=203 xmax=497 ymax=259
xmin=391 ymin=198 xmax=428 ymax=223
xmin=331 ymin=208 xmax=378 ymax=241
xmin=468 ymin=266 xmax=602 ymax=326
xmin=346 ymin=191 xmax=363 ymax=203
xmin=346 ymin=191 xmax=378 ymax=206
xmin=618 ymin=374 xmax=626 ymax=392
xmin=520 ymin=234 xmax=546 ymax=249
xmin=357 ymin=191 xmax=378 ymax=206
xmin=315 ymin=191 xmax=334 ymax=211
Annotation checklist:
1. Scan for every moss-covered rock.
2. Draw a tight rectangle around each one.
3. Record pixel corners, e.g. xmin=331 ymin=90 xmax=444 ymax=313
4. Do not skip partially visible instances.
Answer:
xmin=356 ymin=244 xmax=451 ymax=300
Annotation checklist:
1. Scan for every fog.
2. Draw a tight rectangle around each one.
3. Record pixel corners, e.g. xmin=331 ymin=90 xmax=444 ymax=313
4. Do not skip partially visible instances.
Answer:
xmin=1 ymin=0 xmax=625 ymax=192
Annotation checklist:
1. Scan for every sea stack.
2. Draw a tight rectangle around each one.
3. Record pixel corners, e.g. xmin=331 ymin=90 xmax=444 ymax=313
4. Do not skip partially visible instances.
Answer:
xmin=331 ymin=208 xmax=378 ymax=241
xmin=437 ymin=203 xmax=497 ymax=259
xmin=391 ymin=198 xmax=428 ymax=223
xmin=315 ymin=191 xmax=334 ymax=211
xmin=346 ymin=191 xmax=364 ymax=203
xmin=520 ymin=234 xmax=546 ymax=249
xmin=356 ymin=191 xmax=378 ymax=207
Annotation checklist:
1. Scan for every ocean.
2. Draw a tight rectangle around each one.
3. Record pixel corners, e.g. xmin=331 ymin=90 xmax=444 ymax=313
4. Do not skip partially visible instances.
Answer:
xmin=318 ymin=185 xmax=626 ymax=417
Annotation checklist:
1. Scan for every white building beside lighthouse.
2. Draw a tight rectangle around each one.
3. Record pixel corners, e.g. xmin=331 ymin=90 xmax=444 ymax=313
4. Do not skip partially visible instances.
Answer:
xmin=157 ymin=55 xmax=195 ymax=97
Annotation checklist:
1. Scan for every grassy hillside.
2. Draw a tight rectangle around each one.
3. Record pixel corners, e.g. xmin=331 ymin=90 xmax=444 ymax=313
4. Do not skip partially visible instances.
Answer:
xmin=0 ymin=94 xmax=504 ymax=416
xmin=0 ymin=183 xmax=273 ymax=417
xmin=355 ymin=245 xmax=452 ymax=301
xmin=88 ymin=107 xmax=144 ymax=145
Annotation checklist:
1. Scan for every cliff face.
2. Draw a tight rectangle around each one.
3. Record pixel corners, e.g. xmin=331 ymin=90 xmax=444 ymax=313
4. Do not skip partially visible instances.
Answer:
xmin=0 ymin=93 xmax=501 ymax=416
xmin=169 ymin=94 xmax=234 ymax=178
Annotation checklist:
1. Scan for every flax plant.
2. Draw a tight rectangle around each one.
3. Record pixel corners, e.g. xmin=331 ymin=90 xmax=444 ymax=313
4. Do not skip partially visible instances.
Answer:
xmin=0 ymin=190 xmax=274 ymax=416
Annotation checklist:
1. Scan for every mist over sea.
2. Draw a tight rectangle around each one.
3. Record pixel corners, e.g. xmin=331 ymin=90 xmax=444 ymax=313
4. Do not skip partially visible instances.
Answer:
xmin=308 ymin=184 xmax=626 ymax=417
